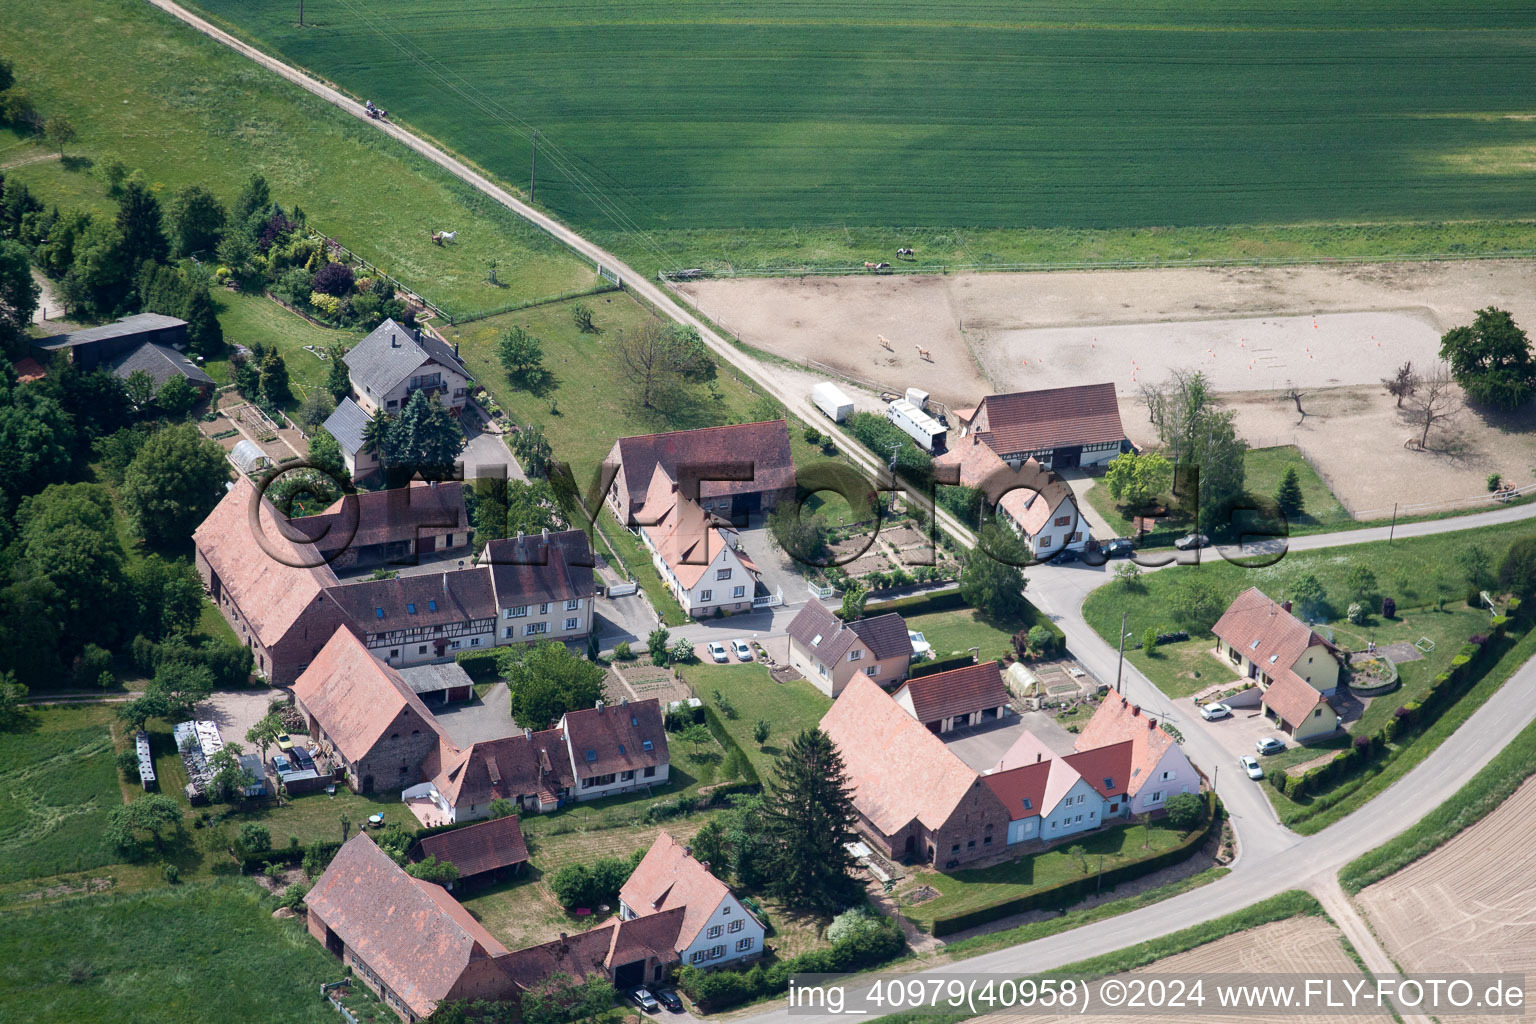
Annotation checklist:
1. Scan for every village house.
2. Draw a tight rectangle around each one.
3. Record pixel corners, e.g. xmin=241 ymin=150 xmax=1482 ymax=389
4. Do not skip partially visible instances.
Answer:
xmin=108 ymin=336 xmax=215 ymax=398
xmin=890 ymin=660 xmax=1012 ymax=734
xmin=820 ymin=676 xmax=1008 ymax=868
xmin=619 ymin=831 xmax=766 ymax=969
xmin=604 ymin=420 xmax=794 ymax=527
xmin=408 ymin=814 xmax=530 ymax=887
xmin=634 ymin=467 xmax=763 ymax=618
xmin=955 ymin=382 xmax=1130 ymax=471
xmin=561 ymin=699 xmax=670 ymax=801
xmin=305 ymin=834 xmax=522 ymax=1022
xmin=325 ymin=568 xmax=498 ymax=669
xmin=322 ymin=397 xmax=380 ymax=482
xmin=480 ymin=529 xmax=596 ymax=645
xmin=285 ymin=481 xmax=471 ymax=569
xmin=1073 ymin=692 xmax=1202 ymax=813
xmin=989 ymin=732 xmax=1118 ymax=842
xmin=934 ymin=435 xmax=1084 ymax=557
xmin=501 ymin=910 xmax=685 ymax=992
xmin=1212 ymin=588 xmax=1343 ymax=741
xmin=785 ymin=602 xmax=913 ymax=698
xmin=410 ymin=727 xmax=575 ymax=824
xmin=344 ymin=318 xmax=473 ymax=416
xmin=292 ymin=628 xmax=451 ymax=793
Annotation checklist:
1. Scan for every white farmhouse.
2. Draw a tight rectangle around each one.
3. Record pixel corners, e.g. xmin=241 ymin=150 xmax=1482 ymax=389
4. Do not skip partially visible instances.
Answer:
xmin=619 ymin=831 xmax=765 ymax=969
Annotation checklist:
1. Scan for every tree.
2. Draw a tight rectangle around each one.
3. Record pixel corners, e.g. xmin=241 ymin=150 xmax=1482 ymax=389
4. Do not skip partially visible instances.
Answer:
xmin=296 ymin=388 xmax=335 ymax=431
xmin=123 ymin=368 xmax=157 ymax=412
xmin=148 ymin=660 xmax=214 ymax=721
xmin=516 ymin=974 xmax=617 ymax=1024
xmin=487 ymin=797 xmax=515 ymax=820
xmin=407 ymin=855 xmax=461 ymax=886
xmin=668 ymin=638 xmax=696 ymax=664
xmin=1164 ymin=792 xmax=1204 ymax=830
xmin=0 ymin=239 xmax=39 ymax=345
xmin=766 ymin=503 xmax=829 ymax=564
xmin=571 ymin=303 xmax=595 ymax=333
xmin=155 ymin=375 xmax=199 ymax=418
xmin=325 ymin=344 xmax=352 ymax=401
xmin=307 ymin=425 xmax=346 ymax=481
xmin=1113 ymin=561 xmax=1141 ymax=587
xmin=1344 ymin=565 xmax=1378 ymax=607
xmin=259 ymin=348 xmax=291 ymax=406
xmin=690 ymin=818 xmax=730 ymax=876
xmin=362 ymin=409 xmax=393 ymax=465
xmin=1457 ymin=543 xmax=1494 ymax=594
xmin=761 ymin=728 xmax=860 ymax=913
xmin=167 ymin=184 xmax=226 ymax=258
xmin=230 ymin=174 xmax=271 ymax=227
xmin=753 ymin=719 xmax=771 ymax=748
xmin=0 ymin=672 xmax=30 ymax=734
xmin=387 ymin=389 xmax=466 ymax=480
xmin=1289 ymin=572 xmax=1328 ymax=620
xmin=19 ymin=483 xmax=129 ymax=653
xmin=115 ymin=180 xmax=169 ymax=268
xmin=120 ymin=424 xmax=229 ymax=546
xmin=959 ymin=524 xmax=1029 ymax=622
xmin=245 ymin=712 xmax=284 ymax=765
xmin=1406 ymin=362 xmax=1460 ymax=449
xmin=1141 ymin=626 xmax=1159 ymax=654
xmin=647 ymin=627 xmax=671 ymax=663
xmin=499 ymin=641 xmax=605 ymax=728
xmin=181 ymin=284 xmax=224 ymax=356
xmin=1382 ymin=360 xmax=1418 ymax=408
xmin=1167 ymin=575 xmax=1223 ymax=632
xmin=497 ymin=326 xmax=544 ymax=381
xmin=1103 ymin=450 xmax=1172 ymax=508
xmin=613 ymin=320 xmax=715 ymax=409
xmin=128 ymin=554 xmax=204 ymax=639
xmin=1273 ymin=466 xmax=1305 ymax=519
xmin=237 ymin=822 xmax=272 ymax=857
xmin=1439 ymin=307 xmax=1536 ymax=411
xmin=105 ymin=793 xmax=182 ymax=855
xmin=1499 ymin=536 xmax=1536 ymax=597
xmin=312 ymin=261 xmax=355 ymax=298
xmin=839 ymin=583 xmax=868 ymax=623
xmin=44 ymin=114 xmax=76 ymax=157
xmin=1140 ymin=369 xmax=1247 ymax=532
xmin=511 ymin=422 xmax=552 ymax=478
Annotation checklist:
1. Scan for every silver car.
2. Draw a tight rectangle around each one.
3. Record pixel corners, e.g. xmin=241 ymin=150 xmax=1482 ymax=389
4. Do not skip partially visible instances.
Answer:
xmin=1240 ymin=755 xmax=1264 ymax=780
xmin=1174 ymin=533 xmax=1210 ymax=550
xmin=1256 ymin=736 xmax=1286 ymax=756
xmin=731 ymin=639 xmax=753 ymax=661
xmin=707 ymin=641 xmax=729 ymax=664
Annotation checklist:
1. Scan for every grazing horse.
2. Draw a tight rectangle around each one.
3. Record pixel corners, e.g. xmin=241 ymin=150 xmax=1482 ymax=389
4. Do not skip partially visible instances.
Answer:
xmin=864 ymin=261 xmax=878 ymax=270
xmin=896 ymin=247 xmax=914 ymax=258
xmin=432 ymin=230 xmax=458 ymax=246
xmin=878 ymin=335 xmax=894 ymax=352
xmin=915 ymin=346 xmax=932 ymax=362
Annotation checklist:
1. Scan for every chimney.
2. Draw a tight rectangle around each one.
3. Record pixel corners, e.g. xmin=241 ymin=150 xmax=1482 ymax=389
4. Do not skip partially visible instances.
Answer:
xmin=1131 ymin=704 xmax=1141 ymax=716
xmin=684 ymin=845 xmax=692 ymax=857
xmin=1036 ymin=752 xmax=1042 ymax=763
xmin=621 ymin=697 xmax=629 ymax=706
xmin=524 ymin=727 xmax=532 ymax=740
xmin=442 ymin=572 xmax=448 ymax=594
xmin=542 ymin=527 xmax=549 ymax=539
xmin=701 ymin=861 xmax=710 ymax=874
xmin=1147 ymin=718 xmax=1156 ymax=730
xmin=595 ymin=699 xmax=604 ymax=710
xmin=1281 ymin=600 xmax=1292 ymax=613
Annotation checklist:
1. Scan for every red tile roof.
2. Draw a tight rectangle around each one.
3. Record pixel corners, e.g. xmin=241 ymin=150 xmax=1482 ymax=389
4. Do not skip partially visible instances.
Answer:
xmin=325 ymin=568 xmax=497 ymax=637
xmin=410 ymin=816 xmax=529 ymax=878
xmin=934 ymin=438 xmax=1076 ymax=538
xmin=292 ymin=628 xmax=447 ymax=763
xmin=429 ymin=729 xmax=573 ymax=810
xmin=1262 ymin=674 xmax=1329 ymax=728
xmin=1211 ymin=588 xmax=1338 ymax=728
xmin=611 ymin=420 xmax=794 ymax=510
xmin=500 ymin=909 xmax=685 ymax=989
xmin=289 ymin=481 xmax=467 ymax=553
xmin=895 ymin=661 xmax=1010 ymax=725
xmin=561 ymin=700 xmax=668 ymax=781
xmin=820 ymin=676 xmax=982 ymax=835
xmin=982 ymin=761 xmax=1051 ymax=821
xmin=304 ymin=834 xmax=517 ymax=1019
xmin=1062 ymin=740 xmax=1134 ymax=800
xmin=193 ymin=476 xmax=341 ymax=647
xmin=1073 ymin=693 xmax=1186 ymax=798
xmin=638 ymin=482 xmax=755 ymax=591
xmin=619 ymin=831 xmax=731 ymax=950
xmin=973 ymin=383 xmax=1126 ymax=456
xmin=480 ymin=528 xmax=595 ymax=607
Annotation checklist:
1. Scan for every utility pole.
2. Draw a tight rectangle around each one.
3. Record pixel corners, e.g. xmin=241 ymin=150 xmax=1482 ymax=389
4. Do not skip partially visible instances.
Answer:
xmin=1115 ymin=611 xmax=1127 ymax=691
xmin=298 ymin=0 xmax=304 ymax=26
xmin=529 ymin=130 xmax=539 ymax=204
xmin=1388 ymin=502 xmax=1398 ymax=546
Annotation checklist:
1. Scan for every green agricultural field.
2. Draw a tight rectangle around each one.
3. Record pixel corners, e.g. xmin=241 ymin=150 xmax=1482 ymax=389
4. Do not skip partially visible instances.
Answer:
xmin=0 ymin=0 xmax=594 ymax=318
xmin=0 ymin=881 xmax=368 ymax=1024
xmin=0 ymin=705 xmax=123 ymax=884
xmin=175 ymin=0 xmax=1536 ymax=272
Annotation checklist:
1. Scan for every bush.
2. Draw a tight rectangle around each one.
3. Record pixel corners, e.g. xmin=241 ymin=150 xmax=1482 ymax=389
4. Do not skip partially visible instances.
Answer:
xmin=826 ymin=906 xmax=882 ymax=944
xmin=1346 ymin=602 xmax=1366 ymax=625
xmin=612 ymin=641 xmax=633 ymax=660
xmin=1164 ymin=792 xmax=1204 ymax=830
xmin=280 ymin=882 xmax=311 ymax=910
xmin=1140 ymin=626 xmax=1160 ymax=653
xmin=312 ymin=260 xmax=355 ymax=297
xmin=116 ymin=748 xmax=142 ymax=782
xmin=308 ymin=291 xmax=344 ymax=317
xmin=162 ymin=864 xmax=180 ymax=884
xmin=547 ymin=853 xmax=639 ymax=909
xmin=238 ymin=822 xmax=272 ymax=856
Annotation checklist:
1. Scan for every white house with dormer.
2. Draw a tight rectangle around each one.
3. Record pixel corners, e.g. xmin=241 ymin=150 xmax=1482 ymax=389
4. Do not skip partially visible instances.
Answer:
xmin=618 ymin=831 xmax=766 ymax=969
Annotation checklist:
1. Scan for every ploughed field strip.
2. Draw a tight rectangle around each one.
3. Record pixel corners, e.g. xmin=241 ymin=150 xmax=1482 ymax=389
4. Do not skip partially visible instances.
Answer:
xmin=182 ymin=0 xmax=1536 ymax=238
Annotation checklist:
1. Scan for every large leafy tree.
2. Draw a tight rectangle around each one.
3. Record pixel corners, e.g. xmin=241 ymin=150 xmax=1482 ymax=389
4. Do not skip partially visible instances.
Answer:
xmin=114 ymin=179 xmax=169 ymax=269
xmin=230 ymin=173 xmax=271 ymax=228
xmin=0 ymin=386 xmax=74 ymax=500
xmin=1103 ymin=450 xmax=1172 ymax=509
xmin=166 ymin=184 xmax=227 ymax=258
xmin=1140 ymin=369 xmax=1247 ymax=532
xmin=498 ymin=641 xmax=605 ymax=729
xmin=959 ymin=523 xmax=1030 ymax=621
xmin=511 ymin=423 xmax=552 ymax=479
xmin=105 ymin=793 xmax=183 ymax=856
xmin=18 ymin=483 xmax=127 ymax=654
xmin=127 ymin=555 xmax=205 ymax=640
xmin=761 ymin=728 xmax=861 ymax=913
xmin=497 ymin=325 xmax=544 ymax=381
xmin=0 ymin=239 xmax=39 ymax=346
xmin=307 ymin=425 xmax=346 ymax=481
xmin=386 ymin=389 xmax=466 ymax=481
xmin=120 ymin=424 xmax=229 ymax=546
xmin=1439 ymin=307 xmax=1536 ymax=412
xmin=613 ymin=320 xmax=716 ymax=409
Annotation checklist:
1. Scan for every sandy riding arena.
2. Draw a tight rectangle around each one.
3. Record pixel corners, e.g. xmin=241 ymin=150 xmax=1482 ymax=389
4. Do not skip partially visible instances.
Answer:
xmin=997 ymin=916 xmax=1380 ymax=1024
xmin=1355 ymin=780 xmax=1536 ymax=1022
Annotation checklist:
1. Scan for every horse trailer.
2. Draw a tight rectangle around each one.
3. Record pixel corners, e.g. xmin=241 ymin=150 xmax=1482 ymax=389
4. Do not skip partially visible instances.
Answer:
xmin=812 ymin=382 xmax=854 ymax=423
xmin=886 ymin=398 xmax=947 ymax=453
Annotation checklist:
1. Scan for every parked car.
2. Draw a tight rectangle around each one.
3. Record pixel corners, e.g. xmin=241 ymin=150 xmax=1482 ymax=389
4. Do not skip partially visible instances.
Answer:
xmin=1052 ymin=547 xmax=1080 ymax=564
xmin=1174 ymin=533 xmax=1210 ymax=551
xmin=1255 ymin=736 xmax=1287 ymax=756
xmin=1103 ymin=538 xmax=1135 ymax=558
xmin=276 ymin=733 xmax=294 ymax=751
xmin=731 ymin=639 xmax=753 ymax=661
xmin=655 ymin=988 xmax=684 ymax=1013
xmin=272 ymin=753 xmax=291 ymax=773
xmin=1199 ymin=702 xmax=1232 ymax=721
xmin=707 ymin=641 xmax=729 ymax=664
xmin=1240 ymin=754 xmax=1264 ymax=780
xmin=629 ymin=989 xmax=661 ymax=1014
xmin=292 ymin=747 xmax=316 ymax=771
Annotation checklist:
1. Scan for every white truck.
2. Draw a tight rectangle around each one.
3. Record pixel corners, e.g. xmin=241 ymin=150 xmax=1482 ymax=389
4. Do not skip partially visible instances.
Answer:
xmin=812 ymin=381 xmax=854 ymax=423
xmin=886 ymin=398 xmax=947 ymax=453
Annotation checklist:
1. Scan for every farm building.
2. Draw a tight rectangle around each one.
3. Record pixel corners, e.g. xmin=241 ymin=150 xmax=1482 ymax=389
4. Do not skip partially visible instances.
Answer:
xmin=890 ymin=660 xmax=1011 ymax=734
xmin=957 ymin=382 xmax=1130 ymax=470
xmin=31 ymin=312 xmax=188 ymax=372
xmin=396 ymin=662 xmax=475 ymax=706
xmin=408 ymin=815 xmax=529 ymax=885
xmin=108 ymin=339 xmax=215 ymax=397
xmin=604 ymin=419 xmax=794 ymax=526
xmin=934 ymin=435 xmax=1085 ymax=557
xmin=285 ymin=480 xmax=471 ymax=569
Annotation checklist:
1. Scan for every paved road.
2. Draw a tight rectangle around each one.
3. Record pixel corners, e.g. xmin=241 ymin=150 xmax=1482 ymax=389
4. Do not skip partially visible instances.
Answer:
xmin=134 ymin=5 xmax=1536 ymax=1013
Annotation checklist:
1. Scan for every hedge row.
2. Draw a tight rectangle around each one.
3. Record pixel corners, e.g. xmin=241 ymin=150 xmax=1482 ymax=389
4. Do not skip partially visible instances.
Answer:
xmin=701 ymin=704 xmax=761 ymax=787
xmin=911 ymin=654 xmax=980 ymax=678
xmin=452 ymin=649 xmax=500 ymax=681
xmin=1274 ymin=598 xmax=1528 ymax=802
xmin=677 ymin=915 xmax=906 ymax=1012
xmin=929 ymin=793 xmax=1221 ymax=937
xmin=856 ymin=588 xmax=968 ymax=619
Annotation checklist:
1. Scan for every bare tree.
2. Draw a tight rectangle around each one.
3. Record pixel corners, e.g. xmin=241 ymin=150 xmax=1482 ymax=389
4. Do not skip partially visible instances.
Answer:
xmin=1406 ymin=363 xmax=1459 ymax=449
xmin=1382 ymin=360 xmax=1418 ymax=408
xmin=1283 ymin=383 xmax=1308 ymax=424
xmin=613 ymin=320 xmax=715 ymax=409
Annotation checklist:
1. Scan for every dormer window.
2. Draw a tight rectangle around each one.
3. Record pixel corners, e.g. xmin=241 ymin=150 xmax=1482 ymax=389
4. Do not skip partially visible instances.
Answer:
xmin=585 ymin=750 xmax=597 ymax=762
xmin=631 ymin=715 xmax=638 ymax=726
xmin=811 ymin=634 xmax=823 ymax=647
xmin=642 ymin=739 xmax=654 ymax=752
xmin=619 ymin=744 xmax=626 ymax=755
xmin=1103 ymin=777 xmax=1114 ymax=789
xmin=1249 ymin=639 xmax=1260 ymax=650
xmin=407 ymin=603 xmax=416 ymax=614
xmin=376 ymin=608 xmax=385 ymax=619
xmin=428 ymin=600 xmax=437 ymax=611
xmin=1022 ymin=797 xmax=1032 ymax=810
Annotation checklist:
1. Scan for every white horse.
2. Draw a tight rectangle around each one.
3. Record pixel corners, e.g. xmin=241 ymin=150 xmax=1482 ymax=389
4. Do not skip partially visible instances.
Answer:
xmin=433 ymin=230 xmax=458 ymax=245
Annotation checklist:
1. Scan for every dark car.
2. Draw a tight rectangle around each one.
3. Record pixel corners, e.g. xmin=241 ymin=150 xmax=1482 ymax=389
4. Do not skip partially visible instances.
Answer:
xmin=1051 ymin=547 xmax=1079 ymax=564
xmin=628 ymin=989 xmax=660 ymax=1014
xmin=292 ymin=747 xmax=316 ymax=771
xmin=1103 ymin=538 xmax=1135 ymax=558
xmin=655 ymin=988 xmax=684 ymax=1012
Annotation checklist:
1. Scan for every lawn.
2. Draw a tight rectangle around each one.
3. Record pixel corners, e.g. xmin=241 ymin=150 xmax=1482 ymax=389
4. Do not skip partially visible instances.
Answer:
xmin=904 ymin=607 xmax=1023 ymax=665
xmin=0 ymin=704 xmax=123 ymax=884
xmin=676 ymin=663 xmax=833 ymax=779
xmin=176 ymin=0 xmax=1536 ymax=274
xmin=0 ymin=880 xmax=365 ymax=1024
xmin=900 ymin=819 xmax=1190 ymax=927
xmin=0 ymin=0 xmax=594 ymax=317
xmin=201 ymin=291 xmax=356 ymax=398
